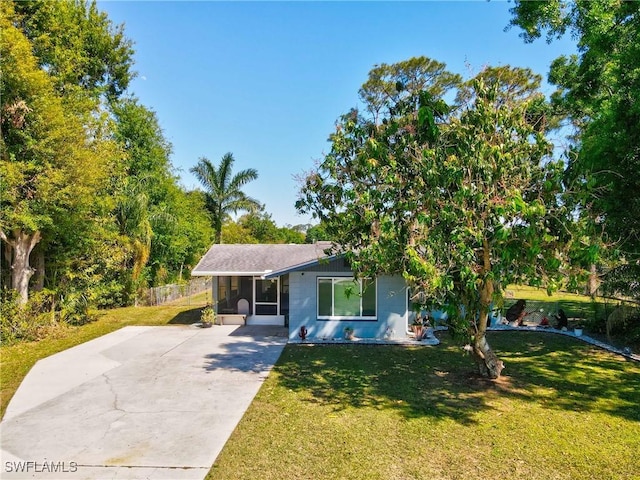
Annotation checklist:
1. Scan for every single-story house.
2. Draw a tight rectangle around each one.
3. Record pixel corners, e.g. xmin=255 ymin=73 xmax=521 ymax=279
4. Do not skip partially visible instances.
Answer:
xmin=191 ymin=242 xmax=414 ymax=341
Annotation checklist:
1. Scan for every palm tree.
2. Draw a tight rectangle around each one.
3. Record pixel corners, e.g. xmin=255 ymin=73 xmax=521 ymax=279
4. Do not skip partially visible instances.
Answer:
xmin=190 ymin=152 xmax=260 ymax=243
xmin=114 ymin=178 xmax=153 ymax=296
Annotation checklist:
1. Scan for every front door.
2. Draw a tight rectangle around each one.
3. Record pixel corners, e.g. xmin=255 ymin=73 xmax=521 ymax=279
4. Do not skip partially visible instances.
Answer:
xmin=254 ymin=278 xmax=279 ymax=315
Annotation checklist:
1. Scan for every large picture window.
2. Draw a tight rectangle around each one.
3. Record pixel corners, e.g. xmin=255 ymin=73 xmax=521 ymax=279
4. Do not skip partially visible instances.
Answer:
xmin=317 ymin=277 xmax=376 ymax=320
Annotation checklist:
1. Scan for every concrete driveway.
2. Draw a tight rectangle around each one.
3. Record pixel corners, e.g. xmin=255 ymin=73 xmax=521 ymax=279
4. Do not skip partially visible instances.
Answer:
xmin=1 ymin=325 xmax=287 ymax=480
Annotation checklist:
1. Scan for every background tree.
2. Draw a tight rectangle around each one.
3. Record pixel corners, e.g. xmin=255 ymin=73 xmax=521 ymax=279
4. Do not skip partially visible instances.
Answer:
xmin=190 ymin=153 xmax=260 ymax=244
xmin=147 ymin=188 xmax=213 ymax=285
xmin=221 ymin=208 xmax=306 ymax=244
xmin=2 ymin=0 xmax=213 ymax=317
xmin=239 ymin=208 xmax=305 ymax=244
xmin=509 ymin=0 xmax=640 ymax=299
xmin=359 ymin=56 xmax=462 ymax=124
xmin=221 ymin=221 xmax=256 ymax=245
xmin=11 ymin=0 xmax=134 ymax=100
xmin=0 ymin=3 xmax=113 ymax=304
xmin=298 ymin=60 xmax=575 ymax=378
xmin=111 ymin=98 xmax=174 ymax=203
xmin=113 ymin=178 xmax=153 ymax=298
xmin=304 ymin=222 xmax=332 ymax=243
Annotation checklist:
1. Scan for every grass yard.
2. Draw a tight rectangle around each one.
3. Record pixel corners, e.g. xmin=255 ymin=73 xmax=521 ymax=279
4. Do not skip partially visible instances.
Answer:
xmin=3 ymin=286 xmax=638 ymax=479
xmin=506 ymin=285 xmax=640 ymax=352
xmin=506 ymin=285 xmax=605 ymax=319
xmin=209 ymin=332 xmax=640 ymax=480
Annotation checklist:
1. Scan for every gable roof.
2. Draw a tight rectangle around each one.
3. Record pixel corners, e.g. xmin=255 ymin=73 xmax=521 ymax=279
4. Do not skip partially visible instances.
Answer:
xmin=191 ymin=242 xmax=336 ymax=277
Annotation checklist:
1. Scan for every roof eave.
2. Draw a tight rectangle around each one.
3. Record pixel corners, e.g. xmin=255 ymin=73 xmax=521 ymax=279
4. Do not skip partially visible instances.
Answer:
xmin=191 ymin=270 xmax=270 ymax=277
xmin=263 ymin=254 xmax=340 ymax=279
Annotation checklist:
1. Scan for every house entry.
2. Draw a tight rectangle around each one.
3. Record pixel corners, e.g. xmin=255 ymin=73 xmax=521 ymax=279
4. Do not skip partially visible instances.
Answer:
xmin=254 ymin=278 xmax=279 ymax=315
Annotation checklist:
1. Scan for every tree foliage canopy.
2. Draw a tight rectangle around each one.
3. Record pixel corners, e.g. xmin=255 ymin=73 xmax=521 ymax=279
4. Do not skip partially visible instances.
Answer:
xmin=298 ymin=59 xmax=577 ymax=378
xmin=510 ymin=0 xmax=640 ymax=297
xmin=191 ymin=153 xmax=260 ymax=244
xmin=0 ymin=0 xmax=213 ymax=312
xmin=11 ymin=0 xmax=134 ymax=100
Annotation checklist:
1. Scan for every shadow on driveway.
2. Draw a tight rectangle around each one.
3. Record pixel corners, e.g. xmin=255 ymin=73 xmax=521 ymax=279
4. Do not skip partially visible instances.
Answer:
xmin=203 ymin=327 xmax=288 ymax=374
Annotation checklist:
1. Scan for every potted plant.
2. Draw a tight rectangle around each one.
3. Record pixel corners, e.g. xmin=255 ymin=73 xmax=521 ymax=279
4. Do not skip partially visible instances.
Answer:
xmin=572 ymin=318 xmax=585 ymax=336
xmin=344 ymin=326 xmax=354 ymax=340
xmin=200 ymin=304 xmax=215 ymax=328
xmin=412 ymin=316 xmax=425 ymax=341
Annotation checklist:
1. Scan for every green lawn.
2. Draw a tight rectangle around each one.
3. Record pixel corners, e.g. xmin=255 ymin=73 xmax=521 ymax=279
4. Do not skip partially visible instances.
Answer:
xmin=3 ymin=290 xmax=639 ymax=479
xmin=506 ymin=285 xmax=639 ymax=351
xmin=209 ymin=332 xmax=640 ymax=480
xmin=505 ymin=285 xmax=624 ymax=321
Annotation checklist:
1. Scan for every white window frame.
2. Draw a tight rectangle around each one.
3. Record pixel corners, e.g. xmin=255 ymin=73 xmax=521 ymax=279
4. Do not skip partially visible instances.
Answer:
xmin=254 ymin=277 xmax=279 ymax=316
xmin=317 ymin=276 xmax=377 ymax=320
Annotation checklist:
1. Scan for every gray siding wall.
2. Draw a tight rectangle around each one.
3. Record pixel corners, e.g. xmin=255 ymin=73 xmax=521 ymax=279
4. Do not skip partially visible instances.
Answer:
xmin=303 ymin=257 xmax=352 ymax=273
xmin=288 ymin=269 xmax=408 ymax=340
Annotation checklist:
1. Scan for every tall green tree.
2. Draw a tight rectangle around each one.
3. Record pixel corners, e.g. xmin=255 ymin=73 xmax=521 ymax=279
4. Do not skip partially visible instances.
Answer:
xmin=111 ymin=98 xmax=174 ymax=203
xmin=2 ymin=0 xmax=213 ymax=313
xmin=151 ymin=189 xmax=213 ymax=282
xmin=0 ymin=3 xmax=114 ymax=304
xmin=509 ymin=0 xmax=640 ymax=297
xmin=110 ymin=98 xmax=171 ymax=292
xmin=11 ymin=0 xmax=134 ymax=100
xmin=358 ymin=56 xmax=462 ymax=124
xmin=190 ymin=153 xmax=260 ymax=244
xmin=237 ymin=208 xmax=305 ymax=244
xmin=298 ymin=61 xmax=575 ymax=378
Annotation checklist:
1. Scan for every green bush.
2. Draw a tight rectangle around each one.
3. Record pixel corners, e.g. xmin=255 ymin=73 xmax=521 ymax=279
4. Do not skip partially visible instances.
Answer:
xmin=0 ymin=290 xmax=70 ymax=345
xmin=59 ymin=291 xmax=96 ymax=325
xmin=86 ymin=280 xmax=128 ymax=309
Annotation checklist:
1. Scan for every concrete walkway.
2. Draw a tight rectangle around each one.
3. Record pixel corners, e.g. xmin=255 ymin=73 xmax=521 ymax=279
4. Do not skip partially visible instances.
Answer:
xmin=1 ymin=325 xmax=287 ymax=480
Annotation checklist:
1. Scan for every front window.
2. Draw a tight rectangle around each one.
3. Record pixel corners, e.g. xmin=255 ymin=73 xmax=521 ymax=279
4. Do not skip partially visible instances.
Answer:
xmin=317 ymin=277 xmax=377 ymax=320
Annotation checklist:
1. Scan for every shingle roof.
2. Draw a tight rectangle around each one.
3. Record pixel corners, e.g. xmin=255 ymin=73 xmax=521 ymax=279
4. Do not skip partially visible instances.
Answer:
xmin=191 ymin=242 xmax=335 ymax=277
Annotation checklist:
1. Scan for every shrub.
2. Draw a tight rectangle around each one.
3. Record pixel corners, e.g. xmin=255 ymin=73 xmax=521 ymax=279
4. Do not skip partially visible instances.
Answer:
xmin=0 ymin=290 xmax=70 ymax=345
xmin=59 ymin=291 xmax=96 ymax=325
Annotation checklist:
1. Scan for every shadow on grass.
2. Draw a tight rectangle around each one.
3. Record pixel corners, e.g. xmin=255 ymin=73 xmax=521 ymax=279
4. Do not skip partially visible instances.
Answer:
xmin=273 ymin=332 xmax=640 ymax=425
xmin=491 ymin=331 xmax=640 ymax=422
xmin=273 ymin=340 xmax=493 ymax=425
xmin=168 ymin=307 xmax=202 ymax=325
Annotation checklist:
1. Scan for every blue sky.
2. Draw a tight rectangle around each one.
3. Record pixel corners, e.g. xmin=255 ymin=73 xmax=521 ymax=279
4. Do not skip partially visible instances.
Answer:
xmin=99 ymin=1 xmax=576 ymax=227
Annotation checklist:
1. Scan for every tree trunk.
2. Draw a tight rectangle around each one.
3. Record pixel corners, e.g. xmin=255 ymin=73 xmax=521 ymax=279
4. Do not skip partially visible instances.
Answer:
xmin=587 ymin=263 xmax=600 ymax=298
xmin=1 ymin=238 xmax=12 ymax=289
xmin=473 ymin=329 xmax=504 ymax=379
xmin=0 ymin=230 xmax=42 ymax=305
xmin=32 ymin=244 xmax=46 ymax=291
xmin=213 ymin=211 xmax=223 ymax=244
xmin=472 ymin=240 xmax=505 ymax=379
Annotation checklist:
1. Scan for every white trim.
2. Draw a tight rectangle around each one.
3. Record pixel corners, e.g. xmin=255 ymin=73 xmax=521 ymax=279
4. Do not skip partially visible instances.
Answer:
xmin=263 ymin=254 xmax=340 ymax=279
xmin=254 ymin=277 xmax=280 ymax=316
xmin=192 ymin=271 xmax=268 ymax=277
xmin=317 ymin=276 xmax=377 ymax=320
xmin=405 ymin=286 xmax=412 ymax=335
xmin=246 ymin=315 xmax=285 ymax=326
